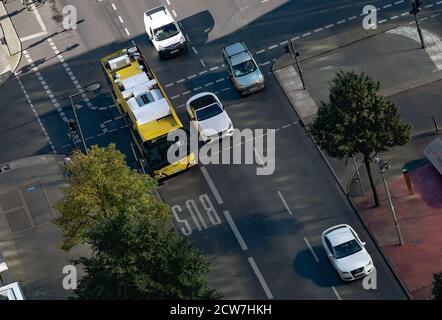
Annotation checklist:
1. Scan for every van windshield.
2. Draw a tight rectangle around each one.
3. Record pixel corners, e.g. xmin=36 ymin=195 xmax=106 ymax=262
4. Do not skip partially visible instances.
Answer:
xmin=154 ymin=23 xmax=180 ymax=41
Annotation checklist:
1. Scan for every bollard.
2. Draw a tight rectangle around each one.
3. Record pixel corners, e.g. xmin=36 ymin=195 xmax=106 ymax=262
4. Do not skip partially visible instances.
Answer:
xmin=402 ymin=169 xmax=414 ymax=195
xmin=433 ymin=116 xmax=439 ymax=134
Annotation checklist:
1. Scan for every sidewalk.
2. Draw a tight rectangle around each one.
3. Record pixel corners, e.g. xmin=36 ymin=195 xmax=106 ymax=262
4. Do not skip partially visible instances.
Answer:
xmin=0 ymin=0 xmax=22 ymax=86
xmin=274 ymin=22 xmax=442 ymax=300
xmin=0 ymin=155 xmax=89 ymax=299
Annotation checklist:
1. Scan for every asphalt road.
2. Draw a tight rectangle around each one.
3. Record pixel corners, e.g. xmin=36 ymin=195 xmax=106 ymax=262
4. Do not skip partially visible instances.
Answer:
xmin=0 ymin=0 xmax=430 ymax=299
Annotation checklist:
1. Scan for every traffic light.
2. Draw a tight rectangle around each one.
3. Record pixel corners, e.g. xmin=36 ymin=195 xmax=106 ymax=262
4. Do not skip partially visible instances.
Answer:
xmin=67 ymin=120 xmax=78 ymax=133
xmin=410 ymin=0 xmax=423 ymax=15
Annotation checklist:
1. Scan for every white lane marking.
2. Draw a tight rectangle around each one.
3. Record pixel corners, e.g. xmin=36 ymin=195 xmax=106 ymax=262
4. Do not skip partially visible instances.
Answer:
xmin=192 ymin=46 xmax=198 ymax=54
xmin=337 ymin=19 xmax=346 ymax=24
xmin=171 ymin=95 xmax=180 ymax=100
xmin=165 ymin=83 xmax=174 ymax=88
xmin=31 ymin=4 xmax=47 ymax=32
xmin=379 ymin=19 xmax=387 ymax=24
xmin=111 ymin=3 xmax=117 ymax=10
xmin=223 ymin=210 xmax=248 ymax=251
xmin=205 ymin=82 xmax=214 ymax=87
xmin=177 ymin=78 xmax=185 ymax=83
xmin=304 ymin=237 xmax=319 ymax=263
xmin=185 ymin=34 xmax=190 ymax=42
xmin=256 ymin=49 xmax=266 ymax=54
xmin=280 ymin=40 xmax=289 ymax=46
xmin=210 ymin=66 xmax=220 ymax=71
xmin=124 ymin=28 xmax=131 ymax=36
xmin=193 ymin=86 xmax=202 ymax=91
xmin=261 ymin=0 xmax=270 ymax=3
xmin=314 ymin=28 xmax=323 ymax=33
xmin=187 ymin=74 xmax=197 ymax=80
xmin=166 ymin=0 xmax=171 ymax=5
xmin=15 ymin=74 xmax=56 ymax=153
xmin=325 ymin=24 xmax=334 ymax=29
xmin=221 ymin=87 xmax=230 ymax=92
xmin=199 ymin=70 xmax=208 ymax=76
xmin=215 ymin=78 xmax=225 ymax=83
xmin=391 ymin=15 xmax=399 ymax=20
xmin=425 ymin=3 xmax=434 ymax=8
xmin=277 ymin=191 xmax=293 ymax=215
xmin=268 ymin=44 xmax=278 ymax=50
xmin=200 ymin=59 xmax=206 ymax=68
xmin=394 ymin=0 xmax=404 ymax=4
xmin=248 ymin=257 xmax=274 ymax=300
xmin=383 ymin=4 xmax=393 ymax=8
xmin=348 ymin=15 xmax=357 ymax=21
xmin=302 ymin=32 xmax=312 ymax=37
xmin=118 ymin=16 xmax=124 ymax=24
xmin=200 ymin=166 xmax=224 ymax=205
xmin=332 ymin=286 xmax=342 ymax=300
xmin=182 ymin=90 xmax=191 ymax=95
xmin=20 ymin=31 xmax=48 ymax=42
xmin=260 ymin=61 xmax=271 ymax=67
xmin=172 ymin=10 xmax=177 ymax=18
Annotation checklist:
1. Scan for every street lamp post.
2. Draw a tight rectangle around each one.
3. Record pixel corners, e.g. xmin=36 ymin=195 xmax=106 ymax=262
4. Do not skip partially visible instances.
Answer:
xmin=373 ymin=155 xmax=404 ymax=246
xmin=67 ymin=82 xmax=101 ymax=155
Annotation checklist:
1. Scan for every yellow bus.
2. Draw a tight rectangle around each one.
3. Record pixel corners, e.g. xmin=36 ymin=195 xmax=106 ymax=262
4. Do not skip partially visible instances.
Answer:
xmin=101 ymin=46 xmax=196 ymax=178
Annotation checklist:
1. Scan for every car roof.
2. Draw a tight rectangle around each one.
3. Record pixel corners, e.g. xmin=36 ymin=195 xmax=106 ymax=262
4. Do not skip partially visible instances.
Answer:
xmin=324 ymin=225 xmax=355 ymax=247
xmin=189 ymin=93 xmax=218 ymax=110
xmin=230 ymin=51 xmax=252 ymax=66
xmin=224 ymin=42 xmax=247 ymax=57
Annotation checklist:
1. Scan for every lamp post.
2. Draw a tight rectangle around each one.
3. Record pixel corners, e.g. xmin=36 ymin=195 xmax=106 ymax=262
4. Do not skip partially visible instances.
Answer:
xmin=373 ymin=155 xmax=404 ymax=246
xmin=67 ymin=82 xmax=101 ymax=155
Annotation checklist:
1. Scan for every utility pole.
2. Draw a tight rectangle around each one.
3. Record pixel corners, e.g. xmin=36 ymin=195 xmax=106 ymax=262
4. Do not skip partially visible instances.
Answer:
xmin=374 ymin=156 xmax=404 ymax=246
xmin=410 ymin=0 xmax=425 ymax=49
xmin=284 ymin=39 xmax=306 ymax=90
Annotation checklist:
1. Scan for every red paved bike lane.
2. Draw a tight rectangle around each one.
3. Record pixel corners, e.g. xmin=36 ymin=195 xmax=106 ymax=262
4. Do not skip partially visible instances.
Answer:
xmin=354 ymin=163 xmax=442 ymax=299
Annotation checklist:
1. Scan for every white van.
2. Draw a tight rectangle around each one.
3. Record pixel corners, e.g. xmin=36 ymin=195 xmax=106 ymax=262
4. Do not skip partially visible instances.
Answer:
xmin=144 ymin=6 xmax=187 ymax=58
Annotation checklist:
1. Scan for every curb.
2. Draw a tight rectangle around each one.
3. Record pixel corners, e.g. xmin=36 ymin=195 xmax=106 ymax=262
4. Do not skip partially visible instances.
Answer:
xmin=0 ymin=0 xmax=23 ymax=87
xmin=273 ymin=60 xmax=413 ymax=300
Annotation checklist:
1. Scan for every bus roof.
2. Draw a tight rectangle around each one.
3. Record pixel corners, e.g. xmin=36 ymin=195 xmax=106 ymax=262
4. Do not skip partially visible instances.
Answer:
xmin=101 ymin=46 xmax=183 ymax=141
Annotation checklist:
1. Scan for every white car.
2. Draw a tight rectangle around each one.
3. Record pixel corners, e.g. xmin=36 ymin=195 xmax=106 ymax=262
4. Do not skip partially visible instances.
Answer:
xmin=321 ymin=224 xmax=374 ymax=281
xmin=144 ymin=6 xmax=187 ymax=58
xmin=186 ymin=92 xmax=234 ymax=143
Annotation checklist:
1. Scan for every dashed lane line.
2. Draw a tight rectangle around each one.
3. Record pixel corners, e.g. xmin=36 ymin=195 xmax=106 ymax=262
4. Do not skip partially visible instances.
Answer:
xmin=200 ymin=166 xmax=224 ymax=205
xmin=14 ymin=73 xmax=56 ymax=153
xmin=304 ymin=237 xmax=319 ymax=263
xmin=223 ymin=210 xmax=248 ymax=251
xmin=277 ymin=191 xmax=293 ymax=215
xmin=248 ymin=257 xmax=274 ymax=300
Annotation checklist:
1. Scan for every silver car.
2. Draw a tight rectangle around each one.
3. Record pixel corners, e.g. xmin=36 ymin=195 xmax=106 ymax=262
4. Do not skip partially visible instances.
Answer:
xmin=222 ymin=41 xmax=265 ymax=96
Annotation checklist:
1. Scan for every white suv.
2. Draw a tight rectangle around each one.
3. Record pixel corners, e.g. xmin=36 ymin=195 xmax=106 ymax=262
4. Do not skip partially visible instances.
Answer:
xmin=144 ymin=6 xmax=187 ymax=58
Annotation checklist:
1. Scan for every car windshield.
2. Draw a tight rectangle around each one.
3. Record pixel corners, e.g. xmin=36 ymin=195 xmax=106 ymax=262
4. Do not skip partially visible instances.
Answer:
xmin=333 ymin=240 xmax=362 ymax=259
xmin=195 ymin=103 xmax=223 ymax=121
xmin=233 ymin=60 xmax=257 ymax=77
xmin=144 ymin=133 xmax=189 ymax=171
xmin=153 ymin=23 xmax=179 ymax=41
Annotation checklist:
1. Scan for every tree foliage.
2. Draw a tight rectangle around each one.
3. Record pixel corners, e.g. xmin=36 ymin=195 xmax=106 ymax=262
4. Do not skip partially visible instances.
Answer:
xmin=54 ymin=144 xmax=168 ymax=251
xmin=308 ymin=71 xmax=411 ymax=206
xmin=432 ymin=272 xmax=442 ymax=300
xmin=73 ymin=210 xmax=222 ymax=300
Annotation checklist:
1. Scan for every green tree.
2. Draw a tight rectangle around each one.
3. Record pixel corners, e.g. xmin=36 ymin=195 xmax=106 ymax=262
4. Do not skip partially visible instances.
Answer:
xmin=432 ymin=272 xmax=442 ymax=300
xmin=308 ymin=71 xmax=411 ymax=206
xmin=73 ymin=210 xmax=222 ymax=300
xmin=54 ymin=144 xmax=168 ymax=251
